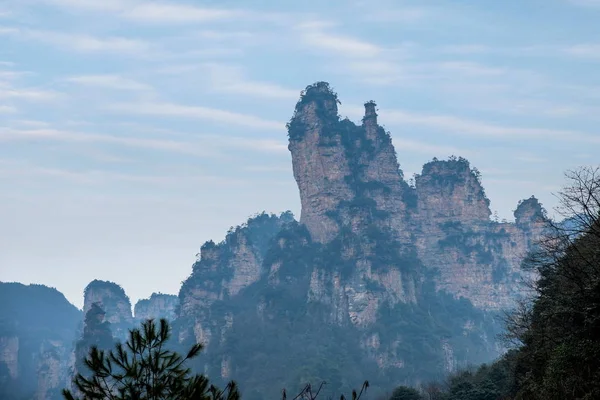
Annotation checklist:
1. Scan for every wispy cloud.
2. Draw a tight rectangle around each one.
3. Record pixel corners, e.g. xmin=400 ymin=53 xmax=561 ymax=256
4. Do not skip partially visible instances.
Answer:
xmin=199 ymin=63 xmax=299 ymax=100
xmin=0 ymin=105 xmax=17 ymax=113
xmin=106 ymin=102 xmax=284 ymax=130
xmin=0 ymin=127 xmax=217 ymax=157
xmin=564 ymin=44 xmax=600 ymax=58
xmin=295 ymin=22 xmax=381 ymax=58
xmin=0 ymin=88 xmax=62 ymax=101
xmin=122 ymin=4 xmax=244 ymax=23
xmin=210 ymin=135 xmax=288 ymax=153
xmin=9 ymin=119 xmax=51 ymax=127
xmin=0 ymin=70 xmax=31 ymax=81
xmin=380 ymin=109 xmax=597 ymax=142
xmin=393 ymin=138 xmax=469 ymax=157
xmin=0 ymin=160 xmax=248 ymax=187
xmin=39 ymin=0 xmax=128 ymax=12
xmin=65 ymin=75 xmax=153 ymax=91
xmin=437 ymin=61 xmax=506 ymax=76
xmin=440 ymin=44 xmax=491 ymax=55
xmin=363 ymin=6 xmax=434 ymax=23
xmin=514 ymin=154 xmax=548 ymax=163
xmin=243 ymin=165 xmax=291 ymax=173
xmin=0 ymin=126 xmax=289 ymax=157
xmin=1 ymin=28 xmax=150 ymax=54
xmin=42 ymin=0 xmax=288 ymax=26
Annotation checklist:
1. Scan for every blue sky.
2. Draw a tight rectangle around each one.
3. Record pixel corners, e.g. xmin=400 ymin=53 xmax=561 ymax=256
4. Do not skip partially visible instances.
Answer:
xmin=1 ymin=0 xmax=599 ymax=309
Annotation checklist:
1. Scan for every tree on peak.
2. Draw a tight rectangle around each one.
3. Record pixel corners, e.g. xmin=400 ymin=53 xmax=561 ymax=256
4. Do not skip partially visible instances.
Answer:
xmin=64 ymin=318 xmax=240 ymax=400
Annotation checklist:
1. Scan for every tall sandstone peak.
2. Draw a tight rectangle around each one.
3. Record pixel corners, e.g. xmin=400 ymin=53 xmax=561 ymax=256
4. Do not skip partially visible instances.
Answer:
xmin=287 ymin=83 xmax=546 ymax=310
xmin=288 ymin=82 xmax=411 ymax=244
xmin=83 ymin=280 xmax=133 ymax=340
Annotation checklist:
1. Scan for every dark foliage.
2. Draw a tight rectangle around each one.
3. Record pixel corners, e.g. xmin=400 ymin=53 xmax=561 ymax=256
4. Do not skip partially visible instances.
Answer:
xmin=64 ymin=318 xmax=240 ymax=400
xmin=178 ymin=211 xmax=500 ymax=400
xmin=386 ymin=166 xmax=600 ymax=400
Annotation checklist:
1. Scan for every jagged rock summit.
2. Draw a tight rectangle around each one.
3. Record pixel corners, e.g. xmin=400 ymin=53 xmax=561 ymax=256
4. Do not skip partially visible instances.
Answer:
xmin=169 ymin=82 xmax=548 ymax=398
xmin=287 ymin=81 xmax=546 ymax=309
xmin=288 ymin=82 xmax=412 ymax=244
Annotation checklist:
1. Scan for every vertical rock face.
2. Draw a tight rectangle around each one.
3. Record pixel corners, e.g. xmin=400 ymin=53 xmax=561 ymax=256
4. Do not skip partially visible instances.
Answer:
xmin=287 ymin=83 xmax=354 ymax=243
xmin=287 ymin=85 xmax=546 ymax=310
xmin=288 ymin=83 xmax=410 ymax=243
xmin=0 ymin=336 xmax=19 ymax=379
xmin=83 ymin=280 xmax=133 ymax=340
xmin=134 ymin=293 xmax=179 ymax=322
xmin=36 ymin=339 xmax=72 ymax=400
xmin=0 ymin=282 xmax=81 ymax=400
xmin=415 ymin=158 xmax=491 ymax=226
xmin=411 ymin=159 xmax=547 ymax=309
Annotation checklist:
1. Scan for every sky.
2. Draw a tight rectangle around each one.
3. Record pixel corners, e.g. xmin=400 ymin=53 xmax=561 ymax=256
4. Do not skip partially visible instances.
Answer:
xmin=0 ymin=0 xmax=599 ymax=310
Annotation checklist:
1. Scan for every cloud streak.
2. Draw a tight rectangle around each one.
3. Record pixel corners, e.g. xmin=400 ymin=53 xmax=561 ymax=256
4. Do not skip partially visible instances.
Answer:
xmin=198 ymin=63 xmax=299 ymax=99
xmin=0 ymin=105 xmax=17 ymax=113
xmin=122 ymin=4 xmax=244 ymax=23
xmin=380 ymin=109 xmax=598 ymax=143
xmin=0 ymin=126 xmax=289 ymax=156
xmin=0 ymin=88 xmax=63 ymax=101
xmin=106 ymin=102 xmax=285 ymax=130
xmin=65 ymin=75 xmax=153 ymax=91
xmin=295 ymin=22 xmax=381 ymax=58
xmin=0 ymin=28 xmax=150 ymax=54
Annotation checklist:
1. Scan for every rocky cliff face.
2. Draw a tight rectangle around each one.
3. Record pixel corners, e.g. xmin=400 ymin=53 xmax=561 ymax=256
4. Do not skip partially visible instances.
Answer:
xmin=177 ymin=212 xmax=295 ymax=347
xmin=288 ymin=83 xmax=412 ymax=244
xmin=286 ymin=84 xmax=546 ymax=312
xmin=0 ymin=336 xmax=19 ymax=380
xmin=412 ymin=158 xmax=546 ymax=309
xmin=134 ymin=293 xmax=179 ymax=322
xmin=36 ymin=339 xmax=73 ymax=400
xmin=173 ymin=83 xmax=546 ymax=399
xmin=83 ymin=280 xmax=133 ymax=340
xmin=0 ymin=282 xmax=81 ymax=400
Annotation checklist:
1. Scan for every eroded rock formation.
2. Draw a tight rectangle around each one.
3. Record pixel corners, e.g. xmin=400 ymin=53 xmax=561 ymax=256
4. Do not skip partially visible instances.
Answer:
xmin=134 ymin=293 xmax=178 ymax=322
xmin=7 ymin=81 xmax=551 ymax=400
xmin=83 ymin=280 xmax=133 ymax=340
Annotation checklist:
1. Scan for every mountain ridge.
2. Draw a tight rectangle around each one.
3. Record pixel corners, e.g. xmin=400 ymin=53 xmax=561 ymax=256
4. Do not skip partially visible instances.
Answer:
xmin=0 ymin=81 xmax=548 ymax=400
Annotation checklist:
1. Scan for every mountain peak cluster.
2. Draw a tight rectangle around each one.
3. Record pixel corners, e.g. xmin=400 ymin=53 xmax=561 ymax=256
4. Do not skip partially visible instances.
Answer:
xmin=0 ymin=82 xmax=547 ymax=400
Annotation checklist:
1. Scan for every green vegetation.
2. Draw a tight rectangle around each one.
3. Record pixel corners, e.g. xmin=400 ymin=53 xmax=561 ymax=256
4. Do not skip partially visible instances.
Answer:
xmin=419 ymin=156 xmax=490 ymax=208
xmin=176 ymin=207 xmax=500 ymax=400
xmin=64 ymin=318 xmax=240 ymax=400
xmin=389 ymin=386 xmax=423 ymax=400
xmin=73 ymin=303 xmax=115 ymax=382
xmin=287 ymin=82 xmax=341 ymax=141
xmin=384 ymin=166 xmax=600 ymax=400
